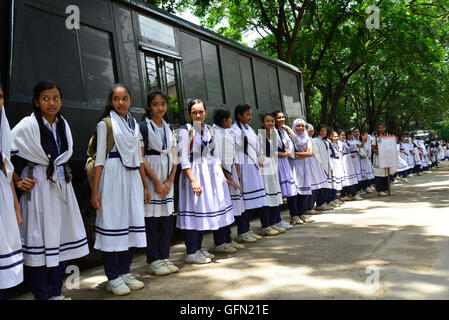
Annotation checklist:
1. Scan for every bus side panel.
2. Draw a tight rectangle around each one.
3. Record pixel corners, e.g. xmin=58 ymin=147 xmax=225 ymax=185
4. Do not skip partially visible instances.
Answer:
xmin=0 ymin=0 xmax=11 ymax=88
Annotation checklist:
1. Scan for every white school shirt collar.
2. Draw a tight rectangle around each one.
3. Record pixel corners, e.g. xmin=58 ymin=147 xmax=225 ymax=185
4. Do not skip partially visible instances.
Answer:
xmin=42 ymin=116 xmax=58 ymax=131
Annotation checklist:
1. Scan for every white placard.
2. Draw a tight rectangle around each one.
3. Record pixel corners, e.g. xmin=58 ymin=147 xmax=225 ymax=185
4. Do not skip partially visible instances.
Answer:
xmin=377 ymin=136 xmax=399 ymax=168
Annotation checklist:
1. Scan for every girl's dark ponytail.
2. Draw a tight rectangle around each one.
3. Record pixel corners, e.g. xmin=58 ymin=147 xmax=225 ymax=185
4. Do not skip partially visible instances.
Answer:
xmin=33 ymin=107 xmax=56 ymax=182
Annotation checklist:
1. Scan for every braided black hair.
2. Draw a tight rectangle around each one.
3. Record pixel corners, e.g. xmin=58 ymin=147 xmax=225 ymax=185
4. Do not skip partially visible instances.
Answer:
xmin=32 ymin=81 xmax=70 ymax=182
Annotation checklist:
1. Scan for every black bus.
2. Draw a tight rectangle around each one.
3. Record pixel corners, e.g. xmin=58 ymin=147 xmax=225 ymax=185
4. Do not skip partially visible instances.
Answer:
xmin=0 ymin=0 xmax=305 ymax=255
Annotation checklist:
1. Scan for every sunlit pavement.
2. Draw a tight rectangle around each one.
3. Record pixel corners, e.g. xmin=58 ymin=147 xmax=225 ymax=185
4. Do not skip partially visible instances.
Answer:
xmin=14 ymin=162 xmax=449 ymax=300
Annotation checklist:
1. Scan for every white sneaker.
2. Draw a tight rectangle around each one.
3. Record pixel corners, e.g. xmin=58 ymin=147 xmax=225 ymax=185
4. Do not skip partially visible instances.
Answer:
xmin=261 ymin=227 xmax=280 ymax=236
xmin=106 ymin=277 xmax=131 ymax=296
xmin=378 ymin=191 xmax=388 ymax=196
xmin=214 ymin=243 xmax=237 ymax=253
xmin=149 ymin=260 xmax=172 ymax=276
xmin=120 ymin=273 xmax=144 ymax=290
xmin=249 ymin=230 xmax=262 ymax=240
xmin=277 ymin=220 xmax=294 ymax=229
xmin=300 ymin=215 xmax=314 ymax=223
xmin=271 ymin=224 xmax=286 ymax=233
xmin=403 ymin=178 xmax=409 ymax=183
xmin=353 ymin=194 xmax=363 ymax=200
xmin=162 ymin=259 xmax=179 ymax=273
xmin=228 ymin=241 xmax=245 ymax=249
xmin=199 ymin=249 xmax=215 ymax=259
xmin=340 ymin=196 xmax=349 ymax=201
xmin=185 ymin=251 xmax=211 ymax=264
xmin=359 ymin=190 xmax=367 ymax=195
xmin=49 ymin=295 xmax=71 ymax=300
xmin=236 ymin=232 xmax=257 ymax=243
xmin=409 ymin=174 xmax=415 ymax=177
xmin=328 ymin=201 xmax=339 ymax=208
xmin=290 ymin=216 xmax=304 ymax=225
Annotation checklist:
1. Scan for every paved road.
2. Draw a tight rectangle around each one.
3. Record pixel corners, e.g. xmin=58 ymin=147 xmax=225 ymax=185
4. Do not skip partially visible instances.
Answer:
xmin=14 ymin=162 xmax=449 ymax=300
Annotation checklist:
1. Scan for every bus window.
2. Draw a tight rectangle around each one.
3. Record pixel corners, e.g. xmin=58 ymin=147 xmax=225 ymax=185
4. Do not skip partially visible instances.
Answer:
xmin=143 ymin=54 xmax=183 ymax=125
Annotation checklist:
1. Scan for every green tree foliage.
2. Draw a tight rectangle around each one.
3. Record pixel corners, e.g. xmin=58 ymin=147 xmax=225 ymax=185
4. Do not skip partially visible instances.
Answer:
xmin=145 ymin=0 xmax=449 ymax=133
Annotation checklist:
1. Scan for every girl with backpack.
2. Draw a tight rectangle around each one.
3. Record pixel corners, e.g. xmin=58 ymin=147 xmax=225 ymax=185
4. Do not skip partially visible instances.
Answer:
xmin=90 ymin=84 xmax=150 ymax=296
xmin=177 ymin=99 xmax=235 ymax=264
xmin=11 ymin=81 xmax=89 ymax=300
xmin=139 ymin=90 xmax=178 ymax=276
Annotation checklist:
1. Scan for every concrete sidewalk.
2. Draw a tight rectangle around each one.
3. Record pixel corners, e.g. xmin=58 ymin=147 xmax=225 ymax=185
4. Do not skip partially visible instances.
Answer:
xmin=14 ymin=162 xmax=449 ymax=300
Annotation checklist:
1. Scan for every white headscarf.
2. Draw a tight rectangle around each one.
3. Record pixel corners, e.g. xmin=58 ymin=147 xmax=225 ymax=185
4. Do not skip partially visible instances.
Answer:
xmin=12 ymin=113 xmax=74 ymax=201
xmin=12 ymin=112 xmax=73 ymax=167
xmin=0 ymin=106 xmax=15 ymax=182
xmin=291 ymin=118 xmax=309 ymax=152
xmin=0 ymin=106 xmax=12 ymax=159
xmin=212 ymin=124 xmax=235 ymax=173
xmin=110 ymin=110 xmax=141 ymax=169
xmin=144 ymin=117 xmax=176 ymax=169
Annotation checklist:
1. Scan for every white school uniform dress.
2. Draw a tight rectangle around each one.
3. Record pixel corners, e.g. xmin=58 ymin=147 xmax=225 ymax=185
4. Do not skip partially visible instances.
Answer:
xmin=289 ymin=120 xmax=313 ymax=196
xmin=358 ymin=135 xmax=375 ymax=181
xmin=277 ymin=128 xmax=297 ymax=198
xmin=11 ymin=113 xmax=89 ymax=267
xmin=348 ymin=138 xmax=363 ymax=182
xmin=397 ymin=143 xmax=409 ymax=172
xmin=445 ymin=146 xmax=449 ymax=159
xmin=412 ymin=141 xmax=422 ymax=166
xmin=329 ymin=140 xmax=344 ymax=190
xmin=397 ymin=141 xmax=409 ymax=173
xmin=258 ymin=129 xmax=283 ymax=208
xmin=417 ymin=140 xmax=428 ymax=168
xmin=307 ymin=139 xmax=329 ymax=190
xmin=438 ymin=145 xmax=444 ymax=163
xmin=231 ymin=122 xmax=268 ymax=210
xmin=371 ymin=133 xmax=397 ymax=177
xmin=406 ymin=140 xmax=415 ymax=169
xmin=0 ymin=108 xmax=23 ymax=289
xmin=213 ymin=124 xmax=245 ymax=217
xmin=340 ymin=140 xmax=359 ymax=187
xmin=142 ymin=118 xmax=176 ymax=217
xmin=312 ymin=137 xmax=333 ymax=189
xmin=94 ymin=110 xmax=146 ymax=252
xmin=177 ymin=124 xmax=235 ymax=230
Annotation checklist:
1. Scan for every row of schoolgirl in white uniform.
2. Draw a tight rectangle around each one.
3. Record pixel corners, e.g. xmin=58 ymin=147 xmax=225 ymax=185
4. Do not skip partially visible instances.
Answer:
xmin=2 ymin=81 xmax=445 ymax=299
